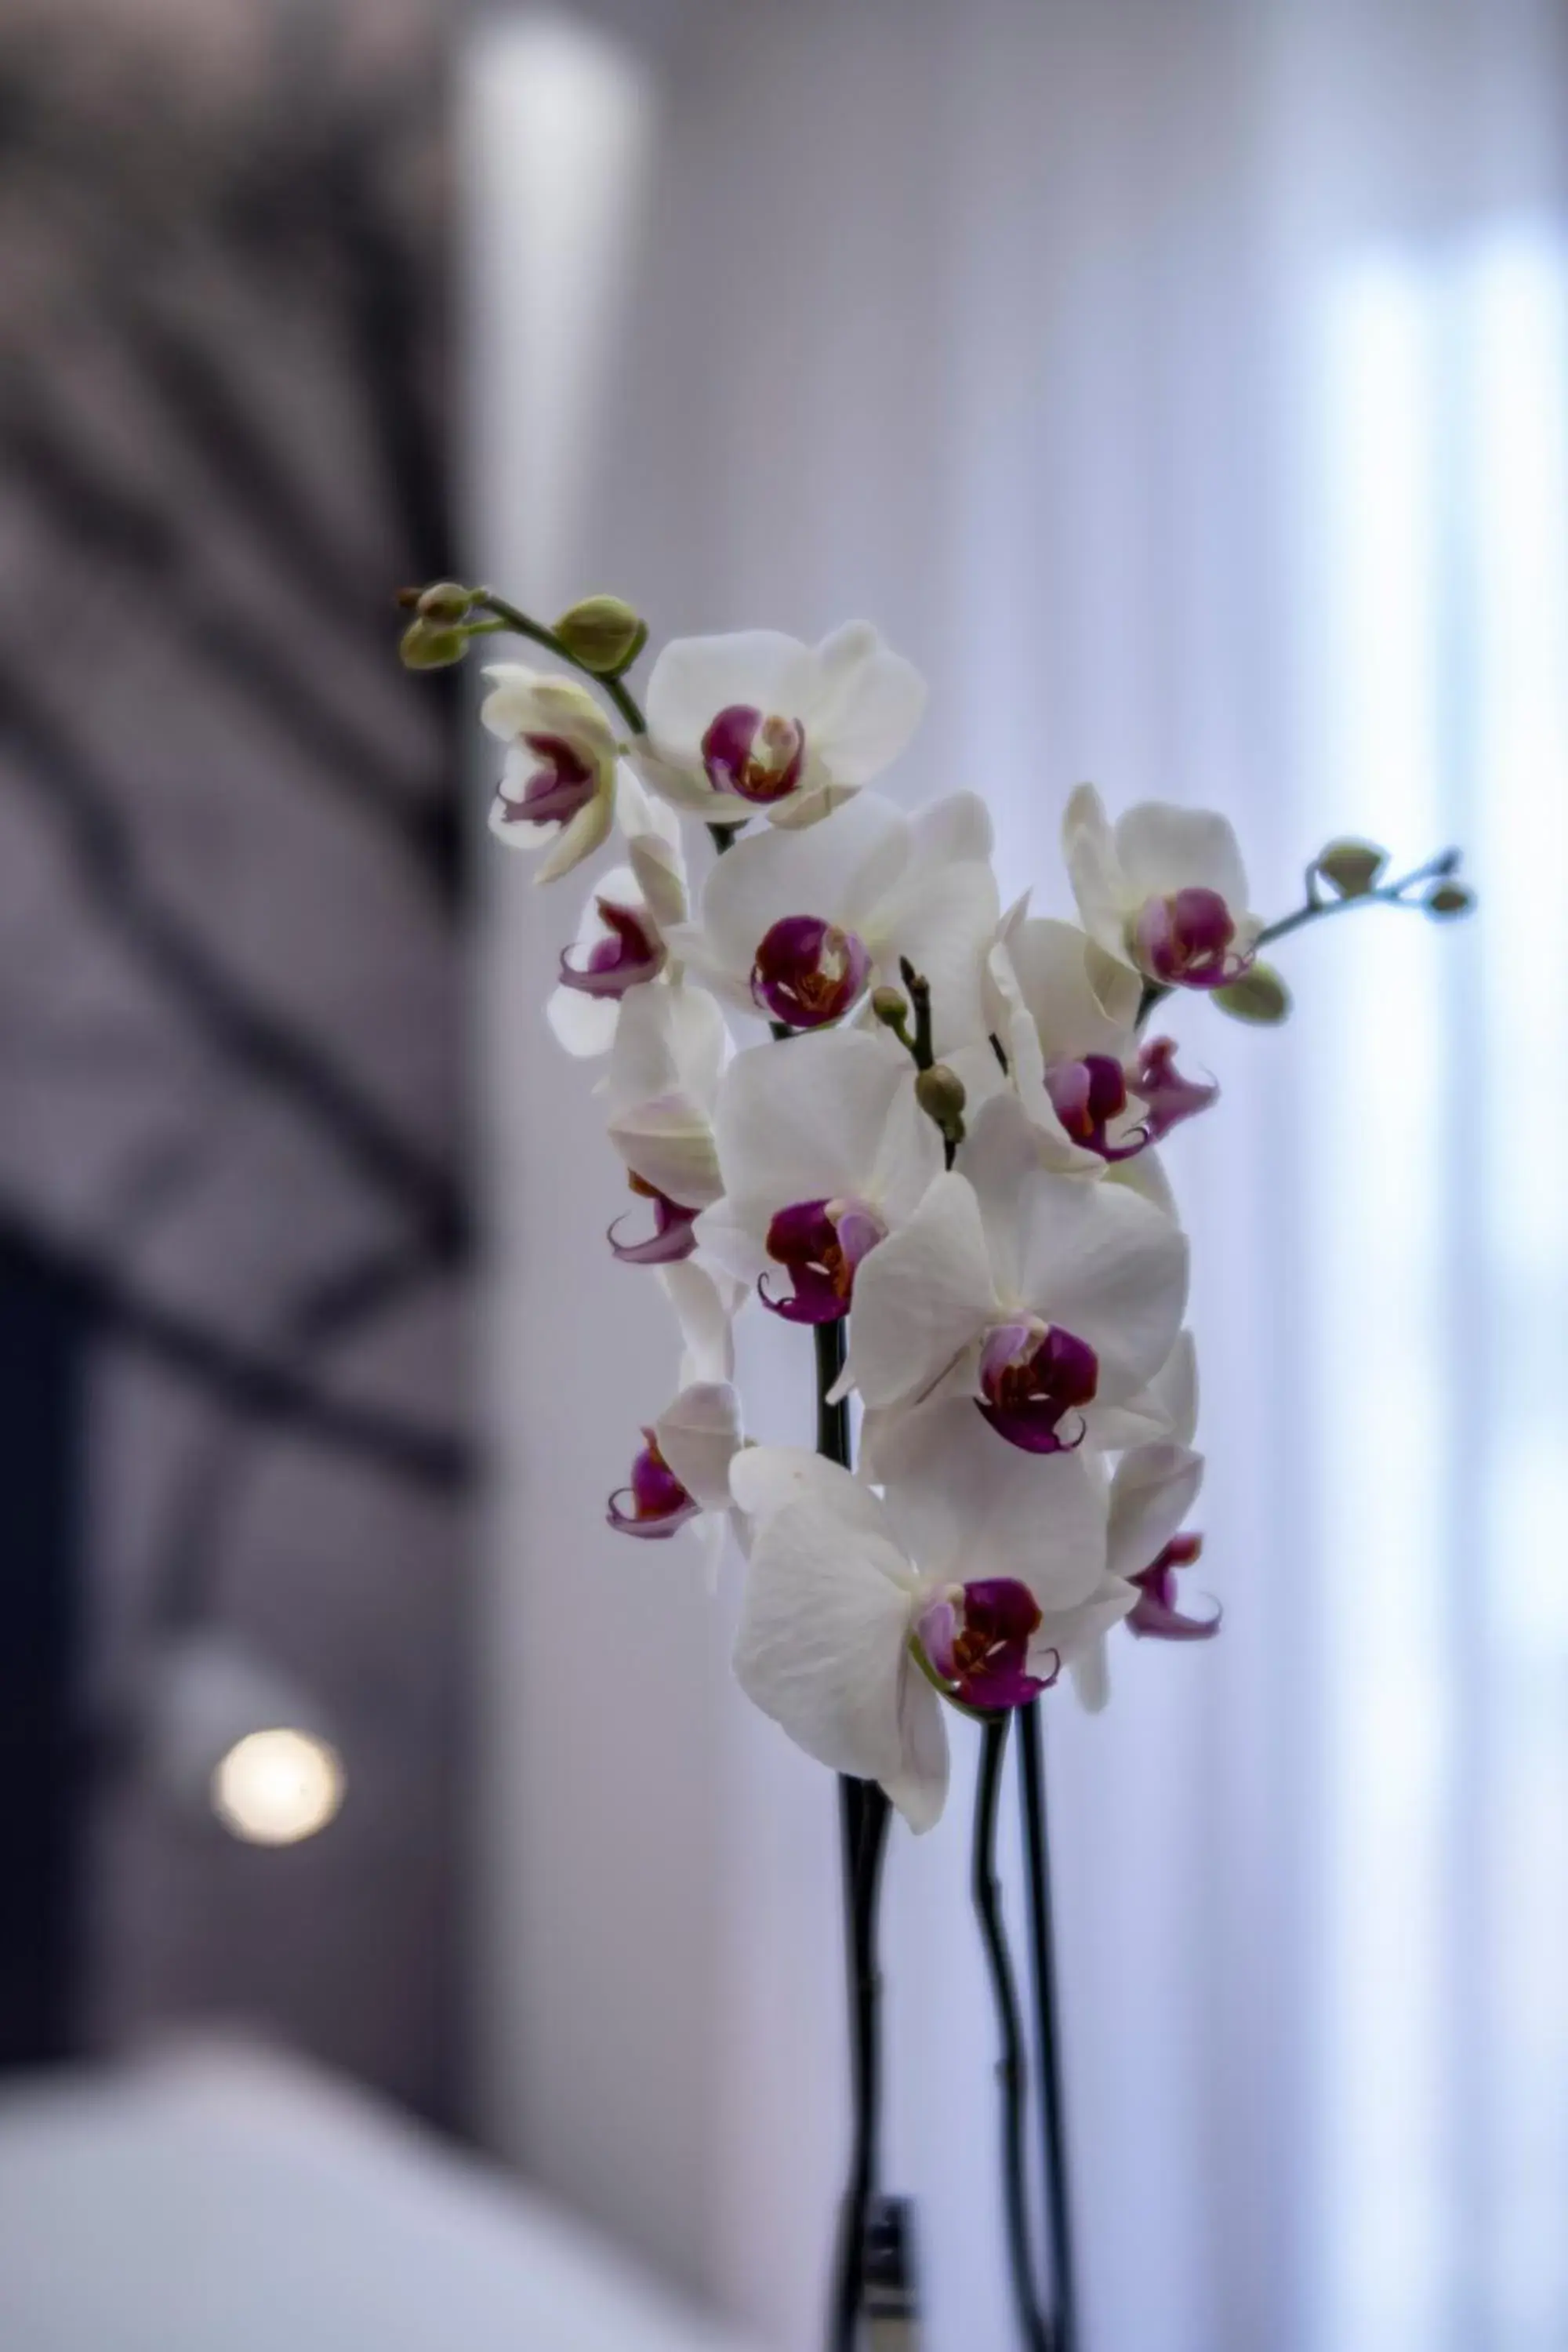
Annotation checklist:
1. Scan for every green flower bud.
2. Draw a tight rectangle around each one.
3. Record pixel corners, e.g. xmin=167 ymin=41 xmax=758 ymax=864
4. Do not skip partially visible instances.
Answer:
xmin=1214 ymin=961 xmax=1291 ymax=1025
xmin=553 ymin=594 xmax=647 ymax=676
xmin=416 ymin=580 xmax=476 ymax=623
xmin=1316 ymin=837 xmax=1388 ymax=898
xmin=870 ymin=985 xmax=910 ymax=1030
xmin=399 ymin=617 xmax=468 ymax=670
xmin=915 ymin=1063 xmax=968 ymax=1134
xmin=1425 ymin=882 xmax=1475 ymax=919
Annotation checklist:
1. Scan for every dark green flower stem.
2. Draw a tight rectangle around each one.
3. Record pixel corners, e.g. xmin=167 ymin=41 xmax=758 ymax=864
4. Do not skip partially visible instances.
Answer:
xmin=1018 ymin=1700 xmax=1078 ymax=2351
xmin=816 ymin=1315 xmax=893 ymax=2352
xmin=975 ymin=1715 xmax=1051 ymax=2352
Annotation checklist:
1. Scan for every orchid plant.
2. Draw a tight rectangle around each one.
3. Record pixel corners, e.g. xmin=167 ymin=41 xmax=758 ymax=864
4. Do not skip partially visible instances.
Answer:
xmin=400 ymin=579 xmax=1472 ymax=2352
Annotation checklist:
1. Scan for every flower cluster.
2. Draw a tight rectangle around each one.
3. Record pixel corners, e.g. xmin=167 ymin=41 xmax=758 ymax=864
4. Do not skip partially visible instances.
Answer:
xmin=414 ymin=588 xmax=1470 ymax=1835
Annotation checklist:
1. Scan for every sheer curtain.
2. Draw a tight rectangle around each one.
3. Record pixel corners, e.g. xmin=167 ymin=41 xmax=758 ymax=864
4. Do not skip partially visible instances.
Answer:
xmin=465 ymin=5 xmax=1568 ymax=2348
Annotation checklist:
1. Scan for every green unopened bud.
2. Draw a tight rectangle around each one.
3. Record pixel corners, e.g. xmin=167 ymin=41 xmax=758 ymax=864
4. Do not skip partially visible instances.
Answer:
xmin=399 ymin=617 xmax=468 ymax=670
xmin=1316 ymin=837 xmax=1388 ymax=898
xmin=915 ymin=1063 xmax=967 ymax=1135
xmin=416 ymin=580 xmax=476 ymax=623
xmin=1426 ymin=881 xmax=1475 ymax=919
xmin=1214 ymin=960 xmax=1291 ymax=1025
xmin=871 ymin=985 xmax=910 ymax=1031
xmin=553 ymin=594 xmax=647 ymax=676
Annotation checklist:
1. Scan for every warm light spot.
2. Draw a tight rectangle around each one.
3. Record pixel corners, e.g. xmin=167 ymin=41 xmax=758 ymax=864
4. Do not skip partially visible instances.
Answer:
xmin=212 ymin=1727 xmax=345 ymax=1846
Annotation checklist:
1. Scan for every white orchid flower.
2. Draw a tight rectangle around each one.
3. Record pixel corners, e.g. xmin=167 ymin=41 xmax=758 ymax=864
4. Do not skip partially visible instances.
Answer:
xmin=546 ymin=771 xmax=691 ymax=1058
xmin=694 ymin=1028 xmax=943 ymax=1324
xmin=669 ymin=790 xmax=1000 ymax=1050
xmin=606 ymin=1380 xmax=744 ymax=1581
xmin=601 ymin=981 xmax=731 ymax=1265
xmin=606 ymin=1261 xmax=745 ymax=1574
xmin=1063 ymin=784 xmax=1262 ymax=990
xmin=731 ymin=1416 xmax=1126 ymax=1831
xmin=1071 ymin=1334 xmax=1218 ymax=1709
xmin=633 ymin=622 xmax=925 ymax=829
xmin=482 ymin=663 xmax=621 ymax=884
xmin=840 ymin=1093 xmax=1188 ymax=1457
xmin=986 ymin=908 xmax=1220 ymax=1171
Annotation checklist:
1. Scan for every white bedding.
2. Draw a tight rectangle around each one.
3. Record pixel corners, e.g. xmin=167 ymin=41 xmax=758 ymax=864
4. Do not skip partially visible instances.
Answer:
xmin=0 ymin=2042 xmax=753 ymax=2352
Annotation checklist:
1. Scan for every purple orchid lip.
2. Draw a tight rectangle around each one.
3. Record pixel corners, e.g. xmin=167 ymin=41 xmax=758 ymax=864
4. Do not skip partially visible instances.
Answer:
xmin=1132 ymin=887 xmax=1252 ymax=990
xmin=976 ymin=1320 xmax=1098 ymax=1454
xmin=701 ymin=704 xmax=807 ymax=805
xmin=607 ymin=1428 xmax=699 ymax=1539
xmin=759 ymin=1196 xmax=886 ymax=1323
xmin=558 ymin=898 xmax=666 ymax=998
xmin=1044 ymin=1052 xmax=1147 ymax=1162
xmin=608 ymin=1179 xmax=699 ymax=1265
xmin=751 ymin=915 xmax=870 ymax=1029
xmin=915 ymin=1577 xmax=1058 ymax=1710
xmin=1127 ymin=1036 xmax=1218 ymax=1145
xmin=1127 ymin=1531 xmax=1221 ymax=1640
xmin=497 ymin=731 xmax=598 ymax=829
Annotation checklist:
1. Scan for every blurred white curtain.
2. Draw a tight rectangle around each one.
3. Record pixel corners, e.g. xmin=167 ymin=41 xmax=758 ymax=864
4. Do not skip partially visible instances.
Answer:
xmin=465 ymin=4 xmax=1568 ymax=2349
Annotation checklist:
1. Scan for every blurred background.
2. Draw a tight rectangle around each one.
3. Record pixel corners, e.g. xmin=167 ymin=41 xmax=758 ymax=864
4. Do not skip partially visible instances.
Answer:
xmin=0 ymin=2 xmax=1564 ymax=2350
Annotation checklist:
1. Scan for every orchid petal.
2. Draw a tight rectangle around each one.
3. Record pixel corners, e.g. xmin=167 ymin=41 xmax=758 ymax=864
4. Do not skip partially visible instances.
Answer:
xmin=1006 ymin=916 xmax=1138 ymax=1058
xmin=1013 ymin=1168 xmax=1189 ymax=1405
xmin=1062 ymin=784 xmax=1126 ymax=956
xmin=1147 ymin=1329 xmax=1199 ymax=1446
xmin=605 ymin=982 xmax=728 ymax=1123
xmin=841 ymin=1173 xmax=996 ymax=1409
xmin=607 ymin=1095 xmax=724 ymax=1209
xmin=804 ymin=622 xmax=926 ymax=784
xmin=691 ymin=792 xmax=909 ymax=991
xmin=655 ymin=1381 xmax=743 ymax=1512
xmin=481 ymin=665 xmax=618 ymax=753
xmin=711 ymin=1028 xmax=939 ymax=1228
xmin=874 ymin=1397 xmax=1109 ymax=1607
xmin=1031 ymin=1576 xmax=1138 ymax=1679
xmin=733 ymin=1486 xmax=942 ymax=1829
xmin=730 ymin=1445 xmax=892 ymax=1543
xmin=646 ymin=631 xmax=818 ymax=760
xmin=546 ymin=983 xmax=622 ymax=1058
xmin=1106 ymin=1442 xmax=1204 ymax=1584
xmin=1115 ymin=801 xmax=1249 ymax=910
xmin=660 ymin=1260 xmax=740 ymax=1386
xmin=1070 ymin=1638 xmax=1112 ymax=1714
xmin=532 ymin=788 xmax=615 ymax=886
xmin=867 ymin=860 xmax=1001 ymax=1055
xmin=956 ymin=1094 xmax=1049 ymax=1294
xmin=1107 ymin=1142 xmax=1178 ymax=1221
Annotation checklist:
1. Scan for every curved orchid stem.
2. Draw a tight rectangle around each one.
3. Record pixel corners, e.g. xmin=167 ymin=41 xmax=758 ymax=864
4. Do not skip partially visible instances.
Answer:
xmin=472 ymin=590 xmax=646 ymax=736
xmin=1135 ymin=844 xmax=1465 ymax=1028
xmin=1018 ymin=1700 xmax=1079 ymax=2352
xmin=974 ymin=1715 xmax=1052 ymax=2352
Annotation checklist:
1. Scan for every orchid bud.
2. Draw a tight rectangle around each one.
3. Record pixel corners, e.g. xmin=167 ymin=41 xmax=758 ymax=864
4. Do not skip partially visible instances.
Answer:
xmin=1316 ymin=837 xmax=1387 ymax=898
xmin=554 ymin=594 xmax=647 ymax=676
xmin=399 ymin=617 xmax=468 ymax=670
xmin=870 ymin=985 xmax=913 ymax=1050
xmin=1213 ymin=960 xmax=1290 ymax=1025
xmin=1425 ymin=881 xmax=1475 ymax=919
xmin=915 ymin=1062 xmax=967 ymax=1140
xmin=416 ymin=580 xmax=477 ymax=624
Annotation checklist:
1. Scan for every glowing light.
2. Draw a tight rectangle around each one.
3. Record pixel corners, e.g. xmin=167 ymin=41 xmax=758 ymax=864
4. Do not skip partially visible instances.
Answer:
xmin=212 ymin=1726 xmax=345 ymax=1846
